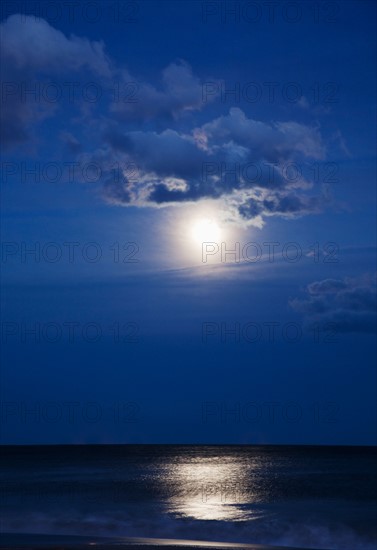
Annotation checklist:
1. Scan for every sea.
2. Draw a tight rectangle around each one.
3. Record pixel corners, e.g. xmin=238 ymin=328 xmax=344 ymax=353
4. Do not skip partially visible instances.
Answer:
xmin=0 ymin=445 xmax=376 ymax=549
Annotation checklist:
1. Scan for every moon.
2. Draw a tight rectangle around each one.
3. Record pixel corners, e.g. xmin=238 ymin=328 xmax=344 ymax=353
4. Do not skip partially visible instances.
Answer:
xmin=191 ymin=218 xmax=221 ymax=244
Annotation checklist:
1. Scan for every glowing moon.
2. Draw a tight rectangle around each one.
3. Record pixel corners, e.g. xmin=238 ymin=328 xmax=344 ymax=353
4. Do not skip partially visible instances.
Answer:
xmin=191 ymin=218 xmax=221 ymax=244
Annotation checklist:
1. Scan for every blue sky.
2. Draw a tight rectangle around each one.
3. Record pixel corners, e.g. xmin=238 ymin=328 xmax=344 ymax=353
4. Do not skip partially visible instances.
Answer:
xmin=0 ymin=0 xmax=376 ymax=444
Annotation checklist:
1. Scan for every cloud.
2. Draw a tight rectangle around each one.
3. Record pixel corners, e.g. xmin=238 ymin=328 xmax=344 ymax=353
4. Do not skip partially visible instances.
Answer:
xmin=59 ymin=132 xmax=82 ymax=156
xmin=100 ymin=107 xmax=328 ymax=225
xmin=290 ymin=275 xmax=377 ymax=333
xmin=0 ymin=15 xmax=217 ymax=150
xmin=0 ymin=14 xmax=111 ymax=149
xmin=307 ymin=279 xmax=348 ymax=295
xmin=200 ymin=108 xmax=325 ymax=160
xmin=110 ymin=61 xmax=220 ymax=122
xmin=0 ymin=15 xmax=336 ymax=227
xmin=1 ymin=14 xmax=111 ymax=75
xmin=297 ymin=96 xmax=310 ymax=109
xmin=238 ymin=193 xmax=326 ymax=221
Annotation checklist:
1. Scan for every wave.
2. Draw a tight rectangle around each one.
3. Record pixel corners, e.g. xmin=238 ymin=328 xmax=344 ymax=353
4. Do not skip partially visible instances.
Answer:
xmin=1 ymin=510 xmax=376 ymax=550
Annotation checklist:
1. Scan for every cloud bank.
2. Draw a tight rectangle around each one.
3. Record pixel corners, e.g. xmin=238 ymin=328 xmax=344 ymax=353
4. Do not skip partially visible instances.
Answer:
xmin=1 ymin=14 xmax=338 ymax=226
xmin=290 ymin=275 xmax=377 ymax=334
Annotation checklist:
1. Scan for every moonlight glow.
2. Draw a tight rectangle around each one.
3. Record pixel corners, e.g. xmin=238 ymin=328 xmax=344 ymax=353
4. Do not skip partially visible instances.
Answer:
xmin=191 ymin=218 xmax=221 ymax=244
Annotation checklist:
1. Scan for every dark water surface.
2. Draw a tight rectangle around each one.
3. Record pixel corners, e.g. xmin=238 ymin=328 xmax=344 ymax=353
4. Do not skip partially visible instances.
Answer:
xmin=1 ymin=445 xmax=376 ymax=549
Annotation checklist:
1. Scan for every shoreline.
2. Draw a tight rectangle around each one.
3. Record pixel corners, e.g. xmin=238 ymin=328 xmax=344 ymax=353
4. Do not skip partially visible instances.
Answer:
xmin=1 ymin=443 xmax=376 ymax=448
xmin=0 ymin=533 xmax=322 ymax=550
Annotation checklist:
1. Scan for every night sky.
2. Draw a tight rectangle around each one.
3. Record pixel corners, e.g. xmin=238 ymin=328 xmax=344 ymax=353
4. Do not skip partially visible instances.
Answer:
xmin=1 ymin=0 xmax=376 ymax=445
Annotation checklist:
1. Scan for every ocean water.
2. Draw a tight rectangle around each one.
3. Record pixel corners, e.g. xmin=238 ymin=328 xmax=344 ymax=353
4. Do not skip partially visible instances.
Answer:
xmin=0 ymin=445 xmax=376 ymax=549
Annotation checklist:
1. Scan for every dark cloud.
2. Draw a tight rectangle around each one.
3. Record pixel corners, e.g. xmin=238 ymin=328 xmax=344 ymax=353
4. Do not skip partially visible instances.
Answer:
xmin=307 ymin=279 xmax=348 ymax=295
xmin=0 ymin=16 xmax=218 ymax=150
xmin=1 ymin=15 xmax=332 ymax=227
xmin=102 ymin=177 xmax=132 ymax=205
xmin=110 ymin=61 xmax=220 ymax=122
xmin=290 ymin=275 xmax=377 ymax=334
xmin=237 ymin=192 xmax=329 ymax=223
xmin=103 ymin=130 xmax=135 ymax=153
xmin=99 ymin=108 xmax=327 ymax=224
xmin=200 ymin=108 xmax=325 ymax=161
xmin=0 ymin=14 xmax=111 ymax=149
xmin=60 ymin=132 xmax=83 ymax=155
xmin=262 ymin=194 xmax=327 ymax=217
xmin=1 ymin=14 xmax=111 ymax=75
xmin=335 ymin=287 xmax=377 ymax=312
